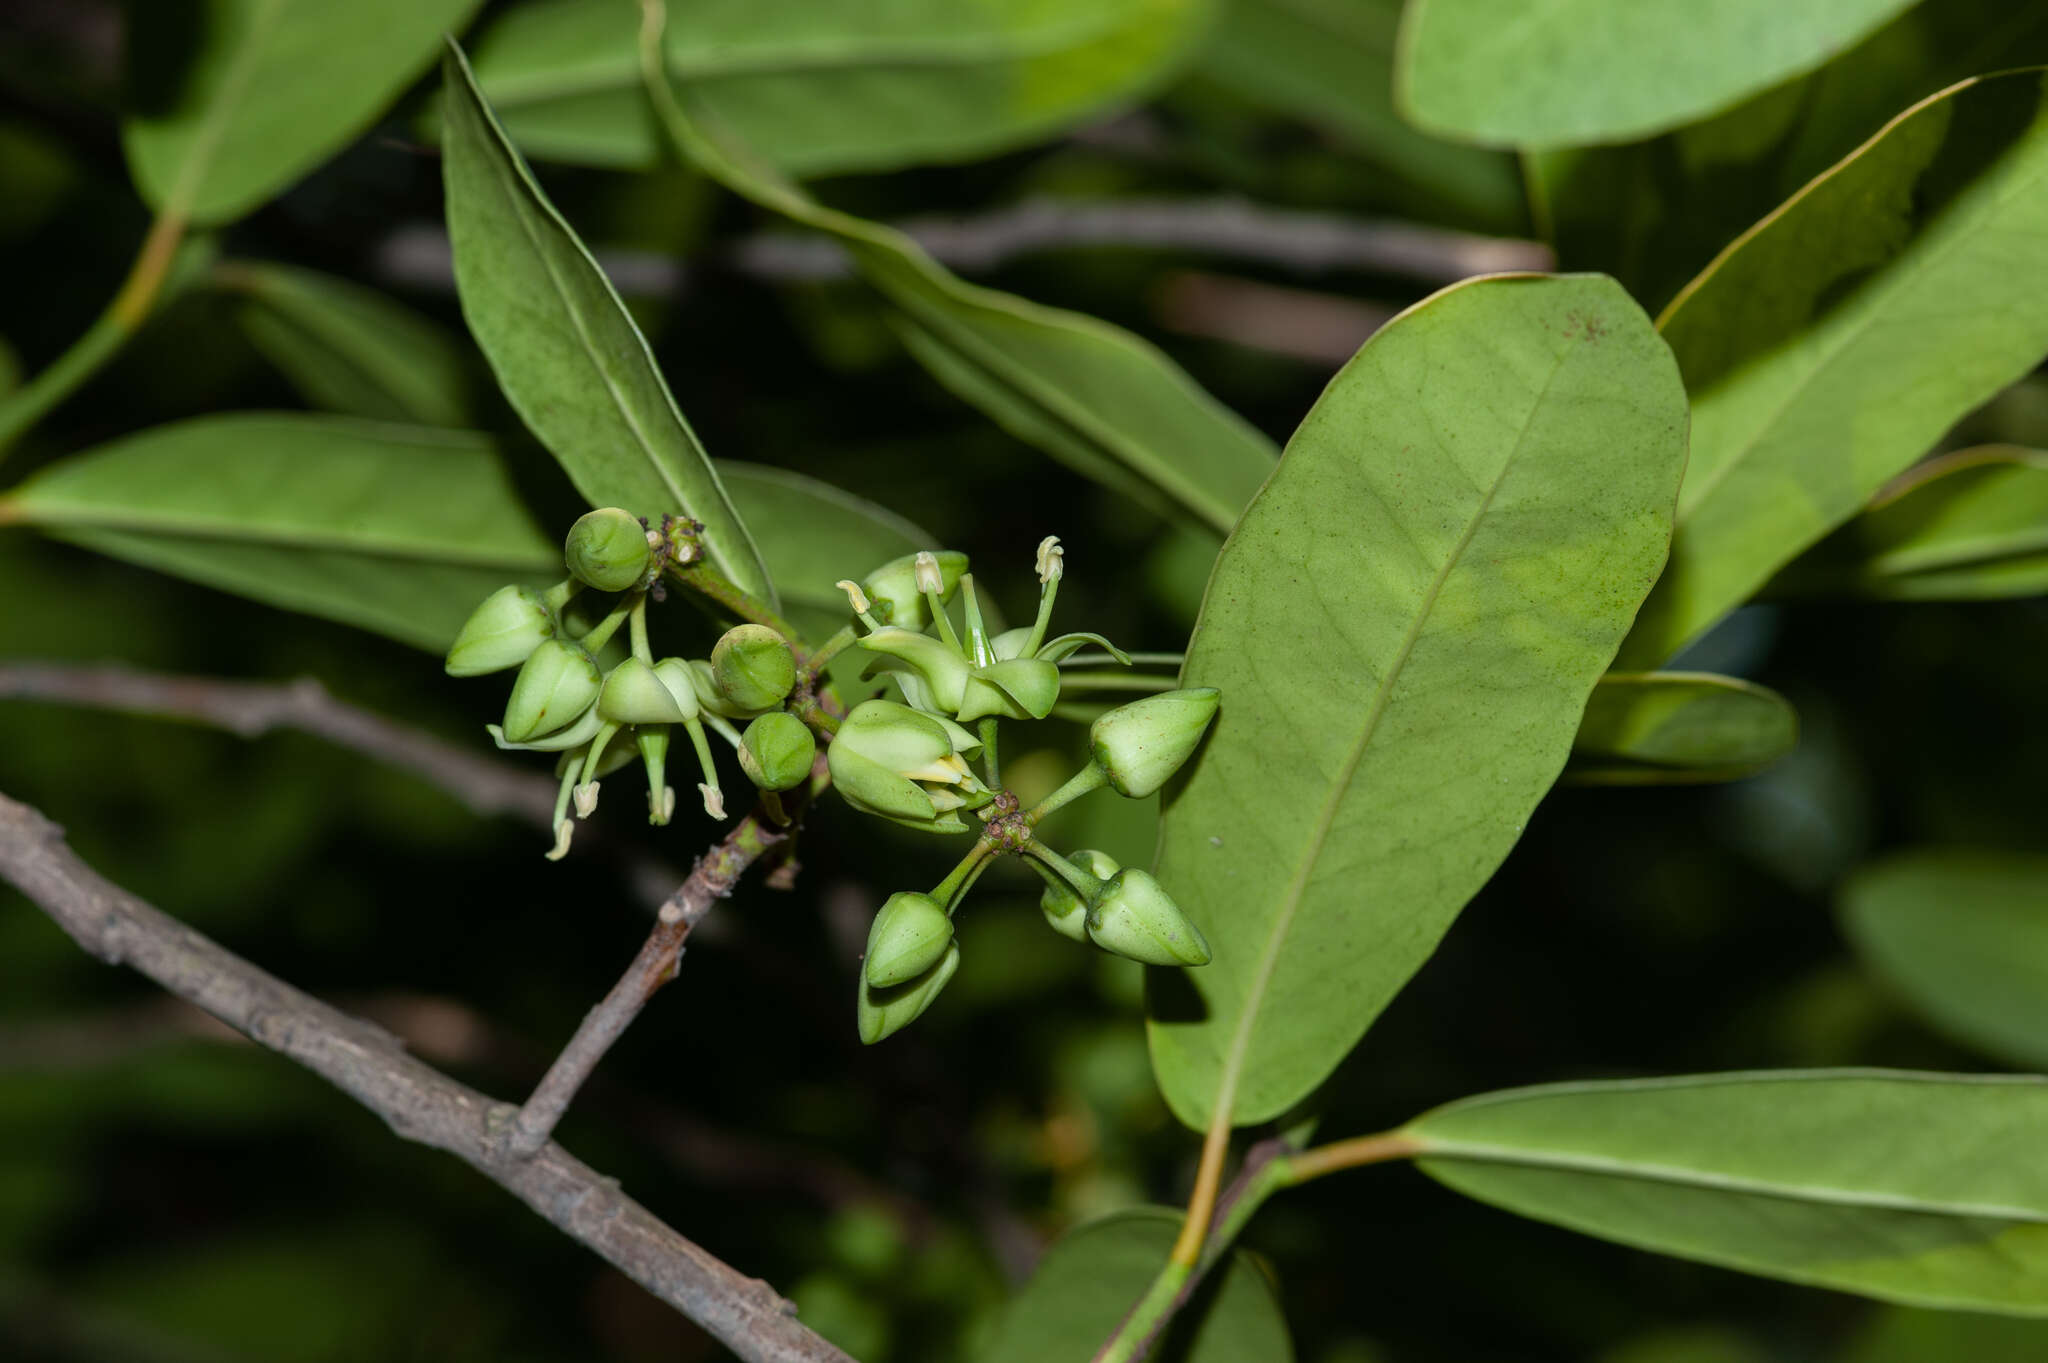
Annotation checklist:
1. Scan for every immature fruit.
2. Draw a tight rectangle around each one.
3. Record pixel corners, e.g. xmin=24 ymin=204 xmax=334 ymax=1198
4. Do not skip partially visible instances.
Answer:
xmin=1039 ymin=849 xmax=1120 ymax=943
xmin=1087 ymin=868 xmax=1211 ymax=966
xmin=864 ymin=892 xmax=954 ymax=988
xmin=502 ymin=638 xmax=603 ymax=742
xmin=446 ymin=585 xmax=553 ymax=676
xmin=1090 ymin=688 xmax=1221 ymax=798
xmin=857 ymin=942 xmax=961 ymax=1044
xmin=738 ymin=712 xmax=815 ymax=792
xmin=711 ymin=624 xmax=796 ymax=712
xmin=564 ymin=508 xmax=651 ymax=591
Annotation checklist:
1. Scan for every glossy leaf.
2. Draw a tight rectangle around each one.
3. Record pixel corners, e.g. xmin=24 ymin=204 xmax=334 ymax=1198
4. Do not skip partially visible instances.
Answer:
xmin=1147 ymin=274 xmax=1688 ymax=1128
xmin=0 ymin=415 xmax=554 ymax=651
xmin=1841 ymin=852 xmax=2048 ymax=1070
xmin=1617 ymin=72 xmax=2048 ymax=667
xmin=1397 ymin=0 xmax=1920 ymax=149
xmin=1527 ymin=0 xmax=2048 ymax=314
xmin=1197 ymin=0 xmax=1522 ymax=231
xmin=1844 ymin=1306 xmax=2048 ymax=1363
xmin=468 ymin=0 xmax=1214 ymax=176
xmin=1567 ymin=672 xmax=1797 ymax=785
xmin=124 ymin=0 xmax=481 ymax=225
xmin=216 ymin=260 xmax=477 ymax=428
xmin=1777 ymin=447 xmax=2048 ymax=601
xmin=716 ymin=461 xmax=928 ymax=626
xmin=439 ymin=41 xmax=774 ymax=602
xmin=976 ymin=1208 xmax=1291 ymax=1363
xmin=1409 ymin=1070 xmax=2048 ymax=1314
xmin=638 ymin=27 xmax=1277 ymax=536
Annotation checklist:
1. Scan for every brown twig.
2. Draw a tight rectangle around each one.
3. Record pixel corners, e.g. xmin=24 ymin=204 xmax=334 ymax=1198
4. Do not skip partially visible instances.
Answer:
xmin=0 ymin=661 xmax=690 ymax=915
xmin=504 ymin=773 xmax=815 ymax=1158
xmin=0 ymin=787 xmax=854 ymax=1363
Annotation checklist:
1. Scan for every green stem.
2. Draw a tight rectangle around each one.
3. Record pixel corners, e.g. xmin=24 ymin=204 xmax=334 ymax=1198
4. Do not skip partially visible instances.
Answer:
xmin=667 ymin=559 xmax=806 ymax=657
xmin=0 ymin=210 xmax=192 ymax=458
xmin=978 ymin=717 xmax=1001 ymax=787
xmin=929 ymin=838 xmax=997 ymax=912
xmin=1023 ymin=838 xmax=1108 ymax=901
xmin=961 ymin=575 xmax=994 ymax=666
xmin=577 ymin=594 xmax=638 ymax=653
xmin=628 ymin=593 xmax=652 ymax=663
xmin=803 ymin=623 xmax=859 ymax=677
xmin=1057 ymin=672 xmax=1178 ymax=694
xmin=1025 ymin=762 xmax=1107 ymax=825
xmin=1022 ymin=573 xmax=1060 ymax=659
xmin=1091 ymin=1260 xmax=1190 ymax=1363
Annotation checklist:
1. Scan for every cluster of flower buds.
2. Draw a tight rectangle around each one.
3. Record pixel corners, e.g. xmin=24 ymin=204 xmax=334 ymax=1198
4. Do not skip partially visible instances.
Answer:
xmin=445 ymin=508 xmax=814 ymax=859
xmin=830 ymin=539 xmax=1222 ymax=1043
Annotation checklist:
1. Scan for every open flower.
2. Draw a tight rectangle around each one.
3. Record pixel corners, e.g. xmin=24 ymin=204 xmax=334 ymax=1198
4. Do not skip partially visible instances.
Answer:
xmin=826 ymin=699 xmax=989 ymax=834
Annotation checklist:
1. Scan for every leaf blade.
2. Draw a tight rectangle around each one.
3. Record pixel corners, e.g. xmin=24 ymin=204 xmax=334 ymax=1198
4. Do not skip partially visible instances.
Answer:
xmin=1397 ymin=0 xmax=1921 ymax=149
xmin=1146 ymin=274 xmax=1689 ymax=1128
xmin=1567 ymin=672 xmax=1797 ymax=785
xmin=439 ymin=39 xmax=774 ymax=602
xmin=1619 ymin=71 xmax=2048 ymax=665
xmin=124 ymin=0 xmax=482 ymax=225
xmin=467 ymin=0 xmax=1214 ymax=176
xmin=1410 ymin=1070 xmax=2048 ymax=1314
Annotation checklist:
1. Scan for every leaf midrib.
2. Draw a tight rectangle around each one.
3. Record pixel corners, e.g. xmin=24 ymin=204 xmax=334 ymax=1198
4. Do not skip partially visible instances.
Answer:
xmin=1206 ymin=336 xmax=1574 ymax=1122
xmin=18 ymin=502 xmax=553 ymax=570
xmin=158 ymin=0 xmax=288 ymax=214
xmin=1416 ymin=1135 xmax=2048 ymax=1223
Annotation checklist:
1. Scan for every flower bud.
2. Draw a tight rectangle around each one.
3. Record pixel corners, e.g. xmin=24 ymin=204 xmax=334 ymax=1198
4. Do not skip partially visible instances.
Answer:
xmin=864 ymin=891 xmax=954 ymax=988
xmin=828 ymin=699 xmax=981 ymax=833
xmin=711 ymin=624 xmax=796 ymax=713
xmin=502 ymin=638 xmax=603 ymax=742
xmin=1040 ymin=849 xmax=1120 ymax=942
xmin=1087 ymin=868 xmax=1210 ymax=967
xmin=446 ymin=585 xmax=554 ymax=676
xmin=739 ymin=712 xmax=815 ymax=792
xmin=958 ymin=657 xmax=1061 ymax=722
xmin=857 ymin=941 xmax=961 ymax=1044
xmin=597 ymin=657 xmax=687 ymax=726
xmin=1089 ymin=688 xmax=1221 ymax=798
xmin=861 ymin=550 xmax=967 ymax=629
xmin=564 ymin=508 xmax=652 ymax=591
xmin=650 ymin=658 xmax=703 ymax=721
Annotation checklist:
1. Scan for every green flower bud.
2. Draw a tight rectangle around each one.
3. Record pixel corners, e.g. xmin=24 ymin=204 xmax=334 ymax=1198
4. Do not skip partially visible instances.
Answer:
xmin=957 ymin=657 xmax=1061 ymax=722
xmin=486 ymin=697 xmax=604 ymax=753
xmin=649 ymin=658 xmax=704 ymax=722
xmin=597 ymin=657 xmax=687 ymax=726
xmin=564 ymin=508 xmax=652 ymax=592
xmin=857 ymin=941 xmax=961 ymax=1044
xmin=502 ymin=638 xmax=603 ymax=742
xmin=1087 ymin=868 xmax=1210 ymax=967
xmin=858 ymin=627 xmax=970 ymax=713
xmin=862 ymin=550 xmax=967 ymax=629
xmin=711 ymin=624 xmax=796 ymax=713
xmin=1089 ymin=688 xmax=1221 ymax=798
xmin=1040 ymin=848 xmax=1120 ymax=943
xmin=864 ymin=891 xmax=954 ymax=988
xmin=828 ymin=699 xmax=981 ymax=834
xmin=445 ymin=585 xmax=555 ymax=676
xmin=739 ymin=712 xmax=815 ymax=792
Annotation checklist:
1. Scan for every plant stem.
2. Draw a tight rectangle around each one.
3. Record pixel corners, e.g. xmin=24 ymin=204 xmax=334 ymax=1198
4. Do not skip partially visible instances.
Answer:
xmin=577 ymin=595 xmax=638 ymax=653
xmin=0 ymin=210 xmax=193 ymax=458
xmin=628 ymin=593 xmax=652 ymax=662
xmin=1025 ymin=761 xmax=1107 ymax=824
xmin=1091 ymin=1260 xmax=1190 ymax=1363
xmin=802 ymin=624 xmax=858 ymax=678
xmin=978 ymin=717 xmax=1000 ymax=787
xmin=1057 ymin=671 xmax=1179 ymax=694
xmin=665 ymin=560 xmax=805 ymax=658
xmin=930 ymin=838 xmax=997 ymax=912
xmin=1022 ymin=838 xmax=1108 ymax=900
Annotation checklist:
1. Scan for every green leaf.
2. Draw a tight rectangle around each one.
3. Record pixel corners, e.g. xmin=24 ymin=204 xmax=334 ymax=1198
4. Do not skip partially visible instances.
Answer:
xmin=1197 ymin=0 xmax=1523 ymax=231
xmin=975 ymin=1208 xmax=1292 ymax=1363
xmin=1408 ymin=1070 xmax=2048 ymax=1314
xmin=438 ymin=40 xmax=774 ymax=603
xmin=1776 ymin=447 xmax=2048 ymax=601
xmin=1843 ymin=1306 xmax=2048 ymax=1363
xmin=215 ymin=260 xmax=478 ymax=428
xmin=1396 ymin=0 xmax=1921 ymax=149
xmin=1840 ymin=851 xmax=2048 ymax=1070
xmin=717 ymin=461 xmax=928 ymax=621
xmin=1617 ymin=71 xmax=2048 ymax=667
xmin=1567 ymin=672 xmax=1797 ymax=785
xmin=0 ymin=414 xmax=554 ymax=651
xmin=1526 ymin=0 xmax=2048 ymax=315
xmin=637 ymin=22 xmax=1277 ymax=536
xmin=1146 ymin=274 xmax=1688 ymax=1129
xmin=124 ymin=0 xmax=482 ymax=225
xmin=466 ymin=0 xmax=1214 ymax=176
